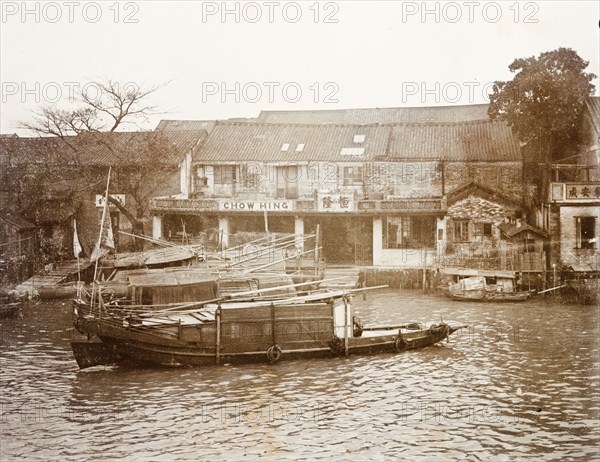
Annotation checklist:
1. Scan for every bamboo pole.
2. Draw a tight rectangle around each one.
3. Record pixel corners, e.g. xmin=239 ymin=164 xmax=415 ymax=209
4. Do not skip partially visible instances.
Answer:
xmin=343 ymin=296 xmax=349 ymax=356
xmin=228 ymin=277 xmax=347 ymax=298
xmin=537 ymin=285 xmax=566 ymax=294
xmin=243 ymin=246 xmax=322 ymax=273
xmin=229 ymin=234 xmax=301 ymax=267
xmin=118 ymin=231 xmax=180 ymax=248
xmin=215 ymin=307 xmax=221 ymax=365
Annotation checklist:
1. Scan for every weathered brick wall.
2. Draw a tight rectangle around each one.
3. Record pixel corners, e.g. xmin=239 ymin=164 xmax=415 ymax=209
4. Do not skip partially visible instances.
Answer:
xmin=366 ymin=162 xmax=442 ymax=197
xmin=447 ymin=196 xmax=515 ymax=222
xmin=559 ymin=206 xmax=600 ymax=270
xmin=205 ymin=162 xmax=362 ymax=199
xmin=445 ymin=162 xmax=523 ymax=202
xmin=446 ymin=196 xmax=517 ymax=259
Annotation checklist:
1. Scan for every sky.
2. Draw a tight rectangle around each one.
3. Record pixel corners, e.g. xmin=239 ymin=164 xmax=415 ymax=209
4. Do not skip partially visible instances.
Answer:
xmin=1 ymin=0 xmax=599 ymax=135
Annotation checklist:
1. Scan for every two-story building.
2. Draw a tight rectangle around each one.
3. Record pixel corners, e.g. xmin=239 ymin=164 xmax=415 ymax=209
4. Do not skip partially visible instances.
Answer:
xmin=546 ymin=97 xmax=600 ymax=275
xmin=150 ymin=105 xmax=528 ymax=269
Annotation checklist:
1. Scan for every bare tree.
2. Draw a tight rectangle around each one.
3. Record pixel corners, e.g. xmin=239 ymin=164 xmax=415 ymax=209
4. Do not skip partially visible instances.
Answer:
xmin=9 ymin=78 xmax=179 ymax=253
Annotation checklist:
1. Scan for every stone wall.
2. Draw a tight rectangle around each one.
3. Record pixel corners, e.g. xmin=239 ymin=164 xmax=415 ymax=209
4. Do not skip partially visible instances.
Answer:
xmin=445 ymin=196 xmax=517 ymax=263
xmin=445 ymin=162 xmax=523 ymax=202
xmin=366 ymin=162 xmax=442 ymax=197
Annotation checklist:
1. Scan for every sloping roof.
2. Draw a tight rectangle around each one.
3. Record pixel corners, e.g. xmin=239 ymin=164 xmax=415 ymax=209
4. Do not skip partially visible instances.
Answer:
xmin=384 ymin=120 xmax=521 ymax=161
xmin=498 ymin=222 xmax=548 ymax=238
xmin=194 ymin=119 xmax=521 ymax=163
xmin=111 ymin=246 xmax=198 ymax=268
xmin=447 ymin=182 xmax=521 ymax=208
xmin=0 ymin=136 xmax=71 ymax=164
xmin=585 ymin=96 xmax=600 ymax=135
xmin=0 ymin=130 xmax=207 ymax=166
xmin=155 ymin=120 xmax=218 ymax=132
xmin=74 ymin=130 xmax=207 ymax=165
xmin=195 ymin=122 xmax=389 ymax=162
xmin=257 ymin=104 xmax=490 ymax=125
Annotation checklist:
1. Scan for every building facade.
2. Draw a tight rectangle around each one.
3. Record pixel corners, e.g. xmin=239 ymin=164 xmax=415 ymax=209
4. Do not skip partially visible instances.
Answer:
xmin=150 ymin=108 xmax=526 ymax=269
xmin=545 ymin=97 xmax=600 ymax=274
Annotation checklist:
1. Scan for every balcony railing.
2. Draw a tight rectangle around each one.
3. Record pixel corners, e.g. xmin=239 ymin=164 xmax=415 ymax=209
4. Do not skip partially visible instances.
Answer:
xmin=150 ymin=197 xmax=219 ymax=212
xmin=150 ymin=195 xmax=446 ymax=214
xmin=359 ymin=197 xmax=446 ymax=213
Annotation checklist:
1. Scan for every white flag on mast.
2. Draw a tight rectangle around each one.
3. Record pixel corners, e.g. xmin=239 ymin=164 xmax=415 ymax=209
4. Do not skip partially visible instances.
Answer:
xmin=73 ymin=219 xmax=82 ymax=258
xmin=90 ymin=204 xmax=115 ymax=262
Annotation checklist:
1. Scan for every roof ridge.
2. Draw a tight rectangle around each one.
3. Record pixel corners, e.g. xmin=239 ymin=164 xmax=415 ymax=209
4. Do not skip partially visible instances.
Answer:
xmin=214 ymin=120 xmax=388 ymax=129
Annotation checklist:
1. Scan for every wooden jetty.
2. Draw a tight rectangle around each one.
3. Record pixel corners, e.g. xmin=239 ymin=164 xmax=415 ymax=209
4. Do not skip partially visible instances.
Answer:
xmin=15 ymin=259 xmax=93 ymax=298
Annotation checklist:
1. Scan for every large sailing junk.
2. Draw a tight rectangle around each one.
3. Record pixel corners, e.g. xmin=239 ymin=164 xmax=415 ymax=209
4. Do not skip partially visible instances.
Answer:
xmin=71 ymin=278 xmax=466 ymax=369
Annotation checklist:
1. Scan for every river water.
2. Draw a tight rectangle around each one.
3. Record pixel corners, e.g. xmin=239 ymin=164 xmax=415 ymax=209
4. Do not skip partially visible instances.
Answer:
xmin=1 ymin=290 xmax=598 ymax=461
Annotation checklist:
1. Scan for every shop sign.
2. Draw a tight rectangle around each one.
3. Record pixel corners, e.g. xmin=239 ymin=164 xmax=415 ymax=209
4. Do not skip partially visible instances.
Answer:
xmin=317 ymin=193 xmax=355 ymax=212
xmin=219 ymin=200 xmax=293 ymax=211
xmin=96 ymin=194 xmax=125 ymax=208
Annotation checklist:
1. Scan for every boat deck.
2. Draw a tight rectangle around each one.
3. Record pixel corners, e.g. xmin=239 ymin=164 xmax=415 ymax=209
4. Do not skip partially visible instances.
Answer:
xmin=15 ymin=259 xmax=93 ymax=297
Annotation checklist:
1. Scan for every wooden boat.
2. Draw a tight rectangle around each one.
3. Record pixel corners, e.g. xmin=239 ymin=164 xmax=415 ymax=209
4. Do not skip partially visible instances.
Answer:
xmin=71 ymin=287 xmax=466 ymax=368
xmin=37 ymin=281 xmax=84 ymax=300
xmin=0 ymin=302 xmax=21 ymax=318
xmin=447 ymin=276 xmax=531 ymax=302
xmin=0 ymin=289 xmax=23 ymax=318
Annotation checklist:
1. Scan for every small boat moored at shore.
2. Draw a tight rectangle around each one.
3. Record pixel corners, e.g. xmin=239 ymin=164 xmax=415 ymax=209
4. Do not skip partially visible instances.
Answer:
xmin=0 ymin=302 xmax=21 ymax=318
xmin=447 ymin=275 xmax=531 ymax=302
xmin=0 ymin=289 xmax=24 ymax=318
xmin=37 ymin=281 xmax=85 ymax=300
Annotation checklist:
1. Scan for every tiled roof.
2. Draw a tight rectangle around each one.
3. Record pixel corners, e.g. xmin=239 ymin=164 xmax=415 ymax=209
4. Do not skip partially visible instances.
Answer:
xmin=75 ymin=131 xmax=207 ymax=165
xmin=447 ymin=182 xmax=521 ymax=208
xmin=0 ymin=136 xmax=70 ymax=164
xmin=384 ymin=120 xmax=521 ymax=161
xmin=194 ymin=119 xmax=521 ymax=163
xmin=195 ymin=122 xmax=389 ymax=162
xmin=155 ymin=120 xmax=218 ymax=132
xmin=257 ymin=104 xmax=490 ymax=124
xmin=498 ymin=222 xmax=548 ymax=238
xmin=0 ymin=130 xmax=207 ymax=166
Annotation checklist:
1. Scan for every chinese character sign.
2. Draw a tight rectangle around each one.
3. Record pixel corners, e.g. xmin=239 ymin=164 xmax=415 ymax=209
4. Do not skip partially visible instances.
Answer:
xmin=317 ymin=193 xmax=355 ymax=212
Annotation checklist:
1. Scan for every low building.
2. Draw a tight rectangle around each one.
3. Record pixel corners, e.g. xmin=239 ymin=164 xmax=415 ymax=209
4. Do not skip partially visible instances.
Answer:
xmin=0 ymin=130 xmax=207 ymax=260
xmin=150 ymin=107 xmax=526 ymax=269
xmin=0 ymin=214 xmax=36 ymax=282
xmin=545 ymin=97 xmax=600 ymax=275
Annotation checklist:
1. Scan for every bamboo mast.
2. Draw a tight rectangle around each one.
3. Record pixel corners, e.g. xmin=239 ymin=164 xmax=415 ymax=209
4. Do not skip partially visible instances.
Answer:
xmin=91 ymin=167 xmax=112 ymax=308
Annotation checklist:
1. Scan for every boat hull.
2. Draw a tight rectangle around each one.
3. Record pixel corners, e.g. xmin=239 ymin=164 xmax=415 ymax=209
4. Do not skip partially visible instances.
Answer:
xmin=72 ymin=311 xmax=461 ymax=368
xmin=449 ymin=292 xmax=530 ymax=302
xmin=0 ymin=302 xmax=21 ymax=318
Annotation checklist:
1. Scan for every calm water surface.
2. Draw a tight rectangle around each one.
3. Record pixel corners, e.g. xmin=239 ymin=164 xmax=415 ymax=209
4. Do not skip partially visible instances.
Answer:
xmin=1 ymin=290 xmax=598 ymax=461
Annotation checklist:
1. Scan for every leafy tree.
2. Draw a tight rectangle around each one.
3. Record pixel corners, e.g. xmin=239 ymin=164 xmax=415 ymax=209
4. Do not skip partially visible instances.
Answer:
xmin=488 ymin=48 xmax=596 ymax=162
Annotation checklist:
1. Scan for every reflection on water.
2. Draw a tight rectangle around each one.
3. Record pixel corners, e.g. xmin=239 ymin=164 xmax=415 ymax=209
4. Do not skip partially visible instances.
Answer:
xmin=1 ymin=291 xmax=598 ymax=461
